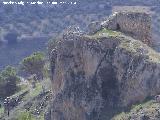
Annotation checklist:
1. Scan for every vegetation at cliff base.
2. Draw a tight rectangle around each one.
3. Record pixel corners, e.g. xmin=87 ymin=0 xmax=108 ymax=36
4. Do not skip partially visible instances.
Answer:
xmin=0 ymin=66 xmax=20 ymax=99
xmin=0 ymin=50 xmax=51 ymax=120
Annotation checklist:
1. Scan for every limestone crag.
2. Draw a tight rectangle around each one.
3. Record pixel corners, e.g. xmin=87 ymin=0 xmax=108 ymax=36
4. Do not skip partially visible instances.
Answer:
xmin=49 ymin=12 xmax=160 ymax=120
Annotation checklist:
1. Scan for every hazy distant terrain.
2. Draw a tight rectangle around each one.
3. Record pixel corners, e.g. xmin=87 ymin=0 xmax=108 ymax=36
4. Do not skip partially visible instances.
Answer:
xmin=0 ymin=0 xmax=112 ymax=69
xmin=0 ymin=37 xmax=48 ymax=69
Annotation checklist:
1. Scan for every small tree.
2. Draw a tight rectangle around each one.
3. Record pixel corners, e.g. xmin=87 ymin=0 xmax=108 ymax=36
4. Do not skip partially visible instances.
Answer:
xmin=21 ymin=52 xmax=45 ymax=80
xmin=0 ymin=66 xmax=20 ymax=99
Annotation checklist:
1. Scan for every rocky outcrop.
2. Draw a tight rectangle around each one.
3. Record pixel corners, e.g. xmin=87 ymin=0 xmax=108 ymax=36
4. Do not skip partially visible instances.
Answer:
xmin=49 ymin=13 xmax=160 ymax=120
xmin=101 ymin=12 xmax=152 ymax=46
xmin=89 ymin=12 xmax=152 ymax=47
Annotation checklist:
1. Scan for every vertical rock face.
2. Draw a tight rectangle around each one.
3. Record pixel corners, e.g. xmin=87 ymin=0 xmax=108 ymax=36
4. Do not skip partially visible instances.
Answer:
xmin=101 ymin=12 xmax=152 ymax=46
xmin=49 ymin=13 xmax=160 ymax=120
xmin=49 ymin=35 xmax=160 ymax=120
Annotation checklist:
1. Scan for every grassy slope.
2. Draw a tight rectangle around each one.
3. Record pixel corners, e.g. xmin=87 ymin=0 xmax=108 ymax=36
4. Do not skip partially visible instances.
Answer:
xmin=1 ymin=79 xmax=51 ymax=120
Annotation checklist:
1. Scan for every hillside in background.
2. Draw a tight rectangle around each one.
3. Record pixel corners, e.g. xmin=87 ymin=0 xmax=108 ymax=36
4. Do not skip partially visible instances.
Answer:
xmin=0 ymin=0 xmax=112 ymax=69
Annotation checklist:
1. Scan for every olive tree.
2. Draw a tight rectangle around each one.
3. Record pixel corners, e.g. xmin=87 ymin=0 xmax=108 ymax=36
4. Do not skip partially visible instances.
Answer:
xmin=21 ymin=52 xmax=45 ymax=80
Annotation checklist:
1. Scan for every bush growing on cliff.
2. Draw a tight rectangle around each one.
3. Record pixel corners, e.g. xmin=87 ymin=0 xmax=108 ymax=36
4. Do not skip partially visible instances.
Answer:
xmin=21 ymin=52 xmax=45 ymax=80
xmin=0 ymin=66 xmax=20 ymax=99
